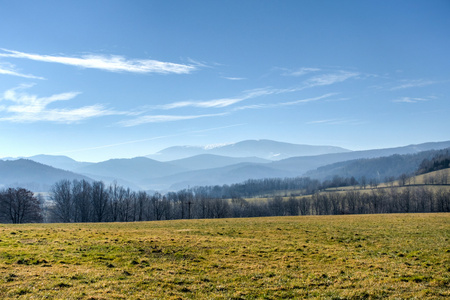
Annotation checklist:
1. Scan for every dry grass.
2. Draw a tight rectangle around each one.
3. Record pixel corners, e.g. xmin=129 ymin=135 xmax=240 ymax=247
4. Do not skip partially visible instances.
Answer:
xmin=1 ymin=213 xmax=449 ymax=299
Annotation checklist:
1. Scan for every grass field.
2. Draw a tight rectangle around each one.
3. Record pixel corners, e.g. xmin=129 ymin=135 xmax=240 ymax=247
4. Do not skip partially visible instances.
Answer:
xmin=1 ymin=214 xmax=449 ymax=299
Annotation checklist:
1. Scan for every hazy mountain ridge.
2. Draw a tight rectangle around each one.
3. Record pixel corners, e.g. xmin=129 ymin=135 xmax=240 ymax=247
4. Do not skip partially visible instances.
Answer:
xmin=2 ymin=140 xmax=450 ymax=192
xmin=73 ymin=157 xmax=187 ymax=187
xmin=150 ymin=141 xmax=450 ymax=189
xmin=270 ymin=141 xmax=450 ymax=175
xmin=146 ymin=162 xmax=293 ymax=191
xmin=304 ymin=149 xmax=450 ymax=181
xmin=167 ymin=154 xmax=271 ymax=171
xmin=29 ymin=154 xmax=92 ymax=171
xmin=148 ymin=139 xmax=351 ymax=161
xmin=0 ymin=159 xmax=92 ymax=191
xmin=2 ymin=154 xmax=91 ymax=172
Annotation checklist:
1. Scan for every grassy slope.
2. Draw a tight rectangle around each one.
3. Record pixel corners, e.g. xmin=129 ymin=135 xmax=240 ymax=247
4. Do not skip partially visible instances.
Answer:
xmin=0 ymin=214 xmax=449 ymax=299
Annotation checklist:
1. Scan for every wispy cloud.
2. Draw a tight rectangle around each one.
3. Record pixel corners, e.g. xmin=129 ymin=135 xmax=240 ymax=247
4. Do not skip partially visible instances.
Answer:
xmin=0 ymin=63 xmax=45 ymax=79
xmin=393 ymin=96 xmax=432 ymax=103
xmin=0 ymin=48 xmax=195 ymax=74
xmin=278 ymin=93 xmax=338 ymax=106
xmin=234 ymin=93 xmax=337 ymax=111
xmin=222 ymin=77 xmax=246 ymax=81
xmin=306 ymin=118 xmax=361 ymax=125
xmin=304 ymin=71 xmax=359 ymax=87
xmin=283 ymin=67 xmax=321 ymax=77
xmin=0 ymin=84 xmax=120 ymax=123
xmin=145 ymin=70 xmax=357 ymax=112
xmin=390 ymin=79 xmax=438 ymax=90
xmin=151 ymin=88 xmax=273 ymax=110
xmin=119 ymin=113 xmax=227 ymax=127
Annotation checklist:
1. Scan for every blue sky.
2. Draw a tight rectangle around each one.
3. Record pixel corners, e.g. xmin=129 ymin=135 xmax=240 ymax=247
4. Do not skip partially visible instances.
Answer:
xmin=0 ymin=0 xmax=449 ymax=162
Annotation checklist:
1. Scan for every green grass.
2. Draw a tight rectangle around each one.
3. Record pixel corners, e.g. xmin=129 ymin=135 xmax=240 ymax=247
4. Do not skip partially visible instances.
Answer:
xmin=1 ymin=214 xmax=449 ymax=299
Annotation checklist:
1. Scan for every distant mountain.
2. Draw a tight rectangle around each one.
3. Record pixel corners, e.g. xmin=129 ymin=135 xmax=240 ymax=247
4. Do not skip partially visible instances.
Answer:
xmin=1 ymin=154 xmax=92 ymax=171
xmin=73 ymin=157 xmax=188 ymax=188
xmin=3 ymin=140 xmax=449 ymax=193
xmin=145 ymin=162 xmax=293 ymax=191
xmin=304 ymin=149 xmax=450 ymax=182
xmin=144 ymin=141 xmax=450 ymax=190
xmin=270 ymin=140 xmax=450 ymax=175
xmin=0 ymin=159 xmax=92 ymax=191
xmin=148 ymin=139 xmax=350 ymax=161
xmin=167 ymin=154 xmax=270 ymax=171
xmin=28 ymin=154 xmax=92 ymax=171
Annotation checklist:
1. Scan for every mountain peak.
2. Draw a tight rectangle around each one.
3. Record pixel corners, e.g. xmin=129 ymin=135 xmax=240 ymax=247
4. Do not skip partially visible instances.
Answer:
xmin=147 ymin=139 xmax=351 ymax=161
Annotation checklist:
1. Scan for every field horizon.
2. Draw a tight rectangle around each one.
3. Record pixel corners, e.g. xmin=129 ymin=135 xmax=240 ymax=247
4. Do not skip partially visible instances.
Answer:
xmin=1 ymin=213 xmax=449 ymax=299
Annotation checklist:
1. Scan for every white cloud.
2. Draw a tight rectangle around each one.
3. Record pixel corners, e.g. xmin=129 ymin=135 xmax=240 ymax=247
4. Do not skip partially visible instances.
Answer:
xmin=222 ymin=77 xmax=246 ymax=81
xmin=306 ymin=118 xmax=361 ymax=125
xmin=146 ymin=75 xmax=352 ymax=112
xmin=304 ymin=71 xmax=359 ymax=87
xmin=153 ymin=88 xmax=273 ymax=110
xmin=0 ymin=64 xmax=45 ymax=79
xmin=234 ymin=93 xmax=336 ymax=111
xmin=284 ymin=67 xmax=321 ymax=76
xmin=0 ymin=48 xmax=195 ymax=74
xmin=393 ymin=97 xmax=431 ymax=103
xmin=278 ymin=93 xmax=337 ymax=106
xmin=158 ymin=97 xmax=244 ymax=109
xmin=390 ymin=79 xmax=437 ymax=90
xmin=119 ymin=113 xmax=227 ymax=127
xmin=0 ymin=85 xmax=119 ymax=123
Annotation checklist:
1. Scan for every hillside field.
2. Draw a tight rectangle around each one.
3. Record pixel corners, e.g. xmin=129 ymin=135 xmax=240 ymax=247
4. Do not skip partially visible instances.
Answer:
xmin=1 ymin=214 xmax=449 ymax=299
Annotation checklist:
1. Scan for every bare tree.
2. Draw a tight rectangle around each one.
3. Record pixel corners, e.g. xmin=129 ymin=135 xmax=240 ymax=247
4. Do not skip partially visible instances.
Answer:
xmin=0 ymin=188 xmax=42 ymax=224
xmin=72 ymin=180 xmax=92 ymax=222
xmin=50 ymin=180 xmax=73 ymax=222
xmin=92 ymin=181 xmax=109 ymax=222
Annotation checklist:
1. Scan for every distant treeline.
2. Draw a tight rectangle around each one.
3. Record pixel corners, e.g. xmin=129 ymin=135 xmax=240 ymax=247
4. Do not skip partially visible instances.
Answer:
xmin=43 ymin=179 xmax=450 ymax=223
xmin=2 ymin=178 xmax=449 ymax=224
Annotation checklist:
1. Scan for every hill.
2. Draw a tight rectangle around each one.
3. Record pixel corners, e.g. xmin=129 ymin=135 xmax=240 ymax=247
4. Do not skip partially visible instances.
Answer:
xmin=304 ymin=148 xmax=450 ymax=182
xmin=271 ymin=141 xmax=450 ymax=175
xmin=0 ymin=159 xmax=92 ymax=191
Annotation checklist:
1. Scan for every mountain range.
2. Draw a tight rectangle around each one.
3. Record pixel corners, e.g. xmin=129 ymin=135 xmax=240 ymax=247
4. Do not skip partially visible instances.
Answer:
xmin=147 ymin=139 xmax=350 ymax=161
xmin=1 ymin=139 xmax=450 ymax=192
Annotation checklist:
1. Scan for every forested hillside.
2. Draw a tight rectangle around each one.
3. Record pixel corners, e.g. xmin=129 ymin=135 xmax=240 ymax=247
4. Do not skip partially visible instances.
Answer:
xmin=416 ymin=148 xmax=450 ymax=174
xmin=304 ymin=148 xmax=450 ymax=182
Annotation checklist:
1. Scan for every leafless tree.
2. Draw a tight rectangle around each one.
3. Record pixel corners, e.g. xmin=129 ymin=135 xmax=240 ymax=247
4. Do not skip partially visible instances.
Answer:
xmin=0 ymin=188 xmax=42 ymax=223
xmin=92 ymin=181 xmax=109 ymax=222
xmin=50 ymin=180 xmax=73 ymax=222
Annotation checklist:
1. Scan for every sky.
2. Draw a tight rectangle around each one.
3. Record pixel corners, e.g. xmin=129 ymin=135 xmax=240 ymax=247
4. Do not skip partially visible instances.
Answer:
xmin=0 ymin=0 xmax=449 ymax=162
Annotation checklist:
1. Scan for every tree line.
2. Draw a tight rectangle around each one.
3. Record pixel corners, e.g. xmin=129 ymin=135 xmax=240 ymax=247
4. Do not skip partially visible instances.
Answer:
xmin=1 ymin=172 xmax=449 ymax=224
xmin=47 ymin=178 xmax=450 ymax=223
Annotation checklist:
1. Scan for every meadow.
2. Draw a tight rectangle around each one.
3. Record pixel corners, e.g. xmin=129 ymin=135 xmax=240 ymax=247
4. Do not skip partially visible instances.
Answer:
xmin=1 ymin=213 xmax=449 ymax=299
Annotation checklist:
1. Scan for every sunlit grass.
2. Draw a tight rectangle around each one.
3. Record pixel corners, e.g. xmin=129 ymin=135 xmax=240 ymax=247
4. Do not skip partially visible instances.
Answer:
xmin=1 ymin=213 xmax=449 ymax=299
